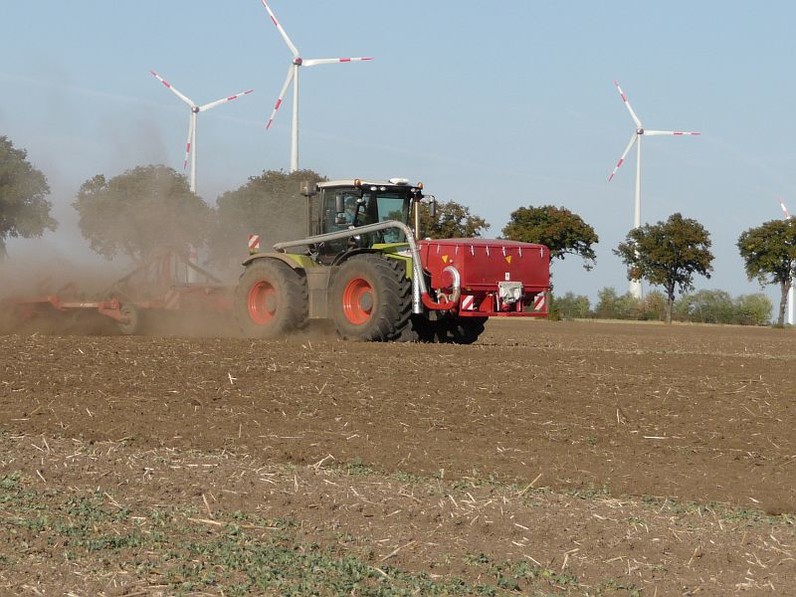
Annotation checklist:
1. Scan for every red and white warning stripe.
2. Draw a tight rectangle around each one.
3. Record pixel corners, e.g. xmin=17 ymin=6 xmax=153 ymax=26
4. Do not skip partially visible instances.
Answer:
xmin=461 ymin=295 xmax=475 ymax=311
xmin=532 ymin=293 xmax=546 ymax=312
xmin=248 ymin=234 xmax=261 ymax=253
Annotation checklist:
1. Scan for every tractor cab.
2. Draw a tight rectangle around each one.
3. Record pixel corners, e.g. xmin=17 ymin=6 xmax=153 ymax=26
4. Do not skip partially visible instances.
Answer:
xmin=313 ymin=178 xmax=422 ymax=258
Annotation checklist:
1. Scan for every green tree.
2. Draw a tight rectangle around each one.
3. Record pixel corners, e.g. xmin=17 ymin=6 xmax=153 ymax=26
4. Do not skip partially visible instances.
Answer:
xmin=733 ymin=293 xmax=772 ymax=326
xmin=212 ymin=169 xmax=326 ymax=262
xmin=73 ymin=165 xmax=212 ymax=262
xmin=418 ymin=199 xmax=489 ymax=239
xmin=614 ymin=213 xmax=714 ymax=324
xmin=641 ymin=290 xmax=667 ymax=322
xmin=737 ymin=218 xmax=796 ymax=326
xmin=502 ymin=205 xmax=598 ymax=270
xmin=594 ymin=287 xmax=643 ymax=320
xmin=0 ymin=136 xmax=56 ymax=258
xmin=676 ymin=289 xmax=734 ymax=324
xmin=552 ymin=291 xmax=591 ymax=320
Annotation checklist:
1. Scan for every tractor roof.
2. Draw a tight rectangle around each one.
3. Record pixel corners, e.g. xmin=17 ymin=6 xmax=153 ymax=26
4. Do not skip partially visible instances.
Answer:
xmin=318 ymin=178 xmax=422 ymax=191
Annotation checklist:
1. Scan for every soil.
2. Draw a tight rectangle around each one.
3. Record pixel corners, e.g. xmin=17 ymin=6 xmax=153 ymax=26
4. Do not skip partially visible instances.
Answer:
xmin=1 ymin=319 xmax=795 ymax=595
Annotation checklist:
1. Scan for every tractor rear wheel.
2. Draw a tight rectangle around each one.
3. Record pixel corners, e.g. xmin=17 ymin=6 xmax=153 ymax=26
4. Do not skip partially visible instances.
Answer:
xmin=330 ymin=254 xmax=411 ymax=341
xmin=235 ymin=259 xmax=308 ymax=338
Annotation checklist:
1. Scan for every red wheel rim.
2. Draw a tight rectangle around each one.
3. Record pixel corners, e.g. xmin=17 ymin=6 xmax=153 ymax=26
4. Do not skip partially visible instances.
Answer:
xmin=247 ymin=280 xmax=277 ymax=325
xmin=342 ymin=277 xmax=373 ymax=325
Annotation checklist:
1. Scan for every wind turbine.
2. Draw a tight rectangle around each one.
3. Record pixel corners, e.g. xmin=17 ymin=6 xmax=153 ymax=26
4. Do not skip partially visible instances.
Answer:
xmin=781 ymin=200 xmax=794 ymax=325
xmin=260 ymin=0 xmax=373 ymax=172
xmin=608 ymin=81 xmax=701 ymax=298
xmin=150 ymin=70 xmax=253 ymax=193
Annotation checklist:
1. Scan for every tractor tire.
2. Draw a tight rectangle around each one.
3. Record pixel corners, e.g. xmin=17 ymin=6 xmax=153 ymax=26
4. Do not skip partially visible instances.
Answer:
xmin=330 ymin=254 xmax=411 ymax=341
xmin=441 ymin=316 xmax=487 ymax=344
xmin=235 ymin=259 xmax=308 ymax=339
xmin=413 ymin=315 xmax=487 ymax=344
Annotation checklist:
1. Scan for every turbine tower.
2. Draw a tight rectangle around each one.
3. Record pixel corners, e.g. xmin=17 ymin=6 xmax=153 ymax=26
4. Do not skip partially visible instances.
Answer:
xmin=608 ymin=81 xmax=701 ymax=299
xmin=260 ymin=0 xmax=373 ymax=172
xmin=781 ymin=200 xmax=794 ymax=325
xmin=150 ymin=70 xmax=253 ymax=193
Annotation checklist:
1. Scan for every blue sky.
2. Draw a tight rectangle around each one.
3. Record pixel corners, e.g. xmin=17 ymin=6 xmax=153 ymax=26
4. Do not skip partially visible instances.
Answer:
xmin=2 ymin=1 xmax=795 ymax=306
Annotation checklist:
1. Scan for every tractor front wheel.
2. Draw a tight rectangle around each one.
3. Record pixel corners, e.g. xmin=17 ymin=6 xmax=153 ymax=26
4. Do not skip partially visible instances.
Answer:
xmin=330 ymin=255 xmax=411 ymax=341
xmin=235 ymin=259 xmax=308 ymax=338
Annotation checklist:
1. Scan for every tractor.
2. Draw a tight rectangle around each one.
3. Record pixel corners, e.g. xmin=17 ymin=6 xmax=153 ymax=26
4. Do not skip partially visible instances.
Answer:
xmin=235 ymin=178 xmax=550 ymax=343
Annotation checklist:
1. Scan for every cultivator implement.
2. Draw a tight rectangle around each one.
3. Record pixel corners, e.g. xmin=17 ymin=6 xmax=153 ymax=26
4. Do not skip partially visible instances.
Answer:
xmin=0 ymin=248 xmax=233 ymax=335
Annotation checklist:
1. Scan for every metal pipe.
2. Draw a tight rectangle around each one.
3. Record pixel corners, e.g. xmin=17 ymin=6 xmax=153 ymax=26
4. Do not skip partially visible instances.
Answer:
xmin=272 ymin=220 xmax=432 ymax=314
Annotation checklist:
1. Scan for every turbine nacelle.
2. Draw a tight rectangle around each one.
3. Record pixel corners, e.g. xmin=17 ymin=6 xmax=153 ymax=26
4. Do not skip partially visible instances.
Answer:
xmin=608 ymin=81 xmax=700 ymax=183
xmin=293 ymin=57 xmax=303 ymax=66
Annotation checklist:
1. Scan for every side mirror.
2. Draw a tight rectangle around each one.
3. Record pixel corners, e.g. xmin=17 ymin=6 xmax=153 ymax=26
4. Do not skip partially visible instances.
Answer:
xmin=300 ymin=181 xmax=318 ymax=197
xmin=335 ymin=194 xmax=345 ymax=215
xmin=429 ymin=197 xmax=437 ymax=219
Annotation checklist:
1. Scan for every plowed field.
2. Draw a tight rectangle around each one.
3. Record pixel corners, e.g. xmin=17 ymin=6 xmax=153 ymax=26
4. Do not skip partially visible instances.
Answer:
xmin=1 ymin=320 xmax=794 ymax=595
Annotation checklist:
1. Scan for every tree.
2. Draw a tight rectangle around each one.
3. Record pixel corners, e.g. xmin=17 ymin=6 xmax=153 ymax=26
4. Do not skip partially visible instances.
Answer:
xmin=502 ymin=205 xmax=598 ymax=270
xmin=737 ymin=218 xmax=796 ymax=326
xmin=733 ymin=293 xmax=772 ymax=326
xmin=211 ymin=169 xmax=326 ymax=262
xmin=418 ymin=199 xmax=489 ymax=239
xmin=675 ymin=289 xmax=735 ymax=324
xmin=614 ymin=213 xmax=713 ymax=324
xmin=0 ymin=136 xmax=56 ymax=258
xmin=73 ymin=165 xmax=212 ymax=262
xmin=594 ymin=287 xmax=643 ymax=320
xmin=552 ymin=292 xmax=591 ymax=320
xmin=641 ymin=290 xmax=667 ymax=322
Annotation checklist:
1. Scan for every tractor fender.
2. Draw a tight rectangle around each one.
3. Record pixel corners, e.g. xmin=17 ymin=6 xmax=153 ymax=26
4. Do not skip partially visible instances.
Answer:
xmin=329 ymin=248 xmax=382 ymax=267
xmin=241 ymin=252 xmax=313 ymax=272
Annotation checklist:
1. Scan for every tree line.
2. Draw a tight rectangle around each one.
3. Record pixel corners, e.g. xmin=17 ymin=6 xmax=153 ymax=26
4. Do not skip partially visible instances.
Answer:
xmin=1 ymin=134 xmax=794 ymax=325
xmin=554 ymin=288 xmax=773 ymax=326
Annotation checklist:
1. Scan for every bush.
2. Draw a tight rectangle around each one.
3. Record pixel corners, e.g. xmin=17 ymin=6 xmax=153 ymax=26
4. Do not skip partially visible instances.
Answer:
xmin=733 ymin=293 xmax=772 ymax=326
xmin=675 ymin=289 xmax=734 ymax=324
xmin=582 ymin=287 xmax=772 ymax=326
xmin=594 ymin=287 xmax=643 ymax=320
xmin=552 ymin=292 xmax=591 ymax=320
xmin=674 ymin=290 xmax=772 ymax=325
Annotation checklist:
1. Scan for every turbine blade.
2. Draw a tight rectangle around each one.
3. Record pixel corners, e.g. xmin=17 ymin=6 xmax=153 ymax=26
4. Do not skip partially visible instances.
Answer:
xmin=782 ymin=200 xmax=792 ymax=219
xmin=644 ymin=129 xmax=701 ymax=137
xmin=303 ymin=56 xmax=374 ymax=67
xmin=150 ymin=70 xmax=195 ymax=108
xmin=608 ymin=133 xmax=638 ymax=182
xmin=614 ymin=80 xmax=642 ymax=129
xmin=199 ymin=89 xmax=255 ymax=112
xmin=183 ymin=113 xmax=195 ymax=171
xmin=266 ymin=66 xmax=295 ymax=130
xmin=260 ymin=0 xmax=300 ymax=58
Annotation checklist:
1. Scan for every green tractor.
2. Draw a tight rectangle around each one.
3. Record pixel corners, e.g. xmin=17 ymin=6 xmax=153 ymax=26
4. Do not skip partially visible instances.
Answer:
xmin=235 ymin=178 xmax=550 ymax=343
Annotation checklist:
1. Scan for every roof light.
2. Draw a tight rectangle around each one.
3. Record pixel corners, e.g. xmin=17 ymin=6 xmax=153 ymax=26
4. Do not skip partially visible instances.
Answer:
xmin=388 ymin=177 xmax=409 ymax=185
